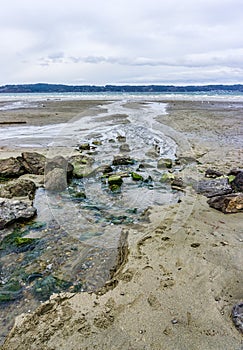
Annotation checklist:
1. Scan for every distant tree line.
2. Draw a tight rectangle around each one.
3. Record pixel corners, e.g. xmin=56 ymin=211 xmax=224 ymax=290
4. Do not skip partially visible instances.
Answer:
xmin=0 ymin=83 xmax=243 ymax=93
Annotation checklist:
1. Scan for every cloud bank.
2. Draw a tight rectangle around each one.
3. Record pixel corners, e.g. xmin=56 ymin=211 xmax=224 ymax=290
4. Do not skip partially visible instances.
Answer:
xmin=1 ymin=0 xmax=243 ymax=85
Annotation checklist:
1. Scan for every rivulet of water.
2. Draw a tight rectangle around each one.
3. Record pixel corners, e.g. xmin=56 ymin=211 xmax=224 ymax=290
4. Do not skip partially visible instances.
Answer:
xmin=0 ymin=99 xmax=181 ymax=344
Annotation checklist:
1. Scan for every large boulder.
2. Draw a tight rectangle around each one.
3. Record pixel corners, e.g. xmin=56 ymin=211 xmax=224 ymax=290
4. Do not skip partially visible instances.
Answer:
xmin=44 ymin=168 xmax=68 ymax=191
xmin=0 ymin=157 xmax=25 ymax=178
xmin=207 ymin=193 xmax=243 ymax=213
xmin=0 ymin=179 xmax=36 ymax=200
xmin=44 ymin=156 xmax=75 ymax=191
xmin=21 ymin=152 xmax=46 ymax=175
xmin=194 ymin=178 xmax=232 ymax=198
xmin=0 ymin=198 xmax=37 ymax=229
xmin=45 ymin=156 xmax=73 ymax=179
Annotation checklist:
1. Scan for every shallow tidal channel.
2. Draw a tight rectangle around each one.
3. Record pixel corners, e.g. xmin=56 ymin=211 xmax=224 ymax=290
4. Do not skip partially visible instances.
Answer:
xmin=0 ymin=99 xmax=181 ymax=343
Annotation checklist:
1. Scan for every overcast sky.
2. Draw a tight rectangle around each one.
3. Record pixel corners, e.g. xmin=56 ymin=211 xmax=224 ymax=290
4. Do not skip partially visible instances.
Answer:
xmin=1 ymin=0 xmax=243 ymax=85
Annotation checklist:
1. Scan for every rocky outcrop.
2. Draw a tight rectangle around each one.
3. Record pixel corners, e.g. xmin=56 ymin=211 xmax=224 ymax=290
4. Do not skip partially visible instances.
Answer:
xmin=207 ymin=193 xmax=243 ymax=213
xmin=21 ymin=152 xmax=46 ymax=175
xmin=194 ymin=178 xmax=232 ymax=198
xmin=0 ymin=198 xmax=37 ymax=229
xmin=0 ymin=157 xmax=25 ymax=178
xmin=0 ymin=179 xmax=36 ymax=200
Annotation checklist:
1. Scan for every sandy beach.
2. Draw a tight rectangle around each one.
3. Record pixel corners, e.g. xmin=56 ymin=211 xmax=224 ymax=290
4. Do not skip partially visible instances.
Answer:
xmin=1 ymin=99 xmax=243 ymax=350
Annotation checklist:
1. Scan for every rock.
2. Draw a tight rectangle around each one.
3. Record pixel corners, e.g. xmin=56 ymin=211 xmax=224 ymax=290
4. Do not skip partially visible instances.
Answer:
xmin=108 ymin=175 xmax=123 ymax=186
xmin=44 ymin=168 xmax=68 ymax=191
xmin=101 ymin=165 xmax=113 ymax=174
xmin=92 ymin=140 xmax=102 ymax=146
xmin=145 ymin=148 xmax=160 ymax=159
xmin=231 ymin=171 xmax=243 ymax=192
xmin=69 ymin=155 xmax=95 ymax=178
xmin=207 ymin=193 xmax=243 ymax=213
xmin=232 ymin=302 xmax=243 ymax=334
xmin=79 ymin=143 xmax=90 ymax=151
xmin=160 ymin=172 xmax=175 ymax=183
xmin=228 ymin=168 xmax=243 ymax=176
xmin=157 ymin=158 xmax=173 ymax=169
xmin=45 ymin=156 xmax=73 ymax=179
xmin=0 ymin=198 xmax=37 ymax=229
xmin=0 ymin=157 xmax=25 ymax=178
xmin=205 ymin=168 xmax=224 ymax=178
xmin=19 ymin=174 xmax=44 ymax=188
xmin=112 ymin=155 xmax=134 ymax=166
xmin=131 ymin=172 xmax=144 ymax=181
xmin=0 ymin=179 xmax=36 ymax=200
xmin=119 ymin=144 xmax=130 ymax=153
xmin=175 ymin=156 xmax=199 ymax=165
xmin=110 ymin=184 xmax=121 ymax=192
xmin=171 ymin=177 xmax=185 ymax=189
xmin=194 ymin=178 xmax=232 ymax=198
xmin=21 ymin=152 xmax=46 ymax=175
xmin=117 ymin=135 xmax=126 ymax=142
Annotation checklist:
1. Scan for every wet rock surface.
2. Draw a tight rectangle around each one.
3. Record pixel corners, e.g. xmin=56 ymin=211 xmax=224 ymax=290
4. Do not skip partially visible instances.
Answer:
xmin=0 ymin=198 xmax=36 ymax=229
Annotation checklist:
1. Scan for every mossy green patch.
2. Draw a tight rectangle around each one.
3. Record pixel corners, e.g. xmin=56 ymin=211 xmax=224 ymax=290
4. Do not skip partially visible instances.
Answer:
xmin=108 ymin=175 xmax=123 ymax=186
xmin=131 ymin=172 xmax=144 ymax=181
xmin=15 ymin=237 xmax=35 ymax=247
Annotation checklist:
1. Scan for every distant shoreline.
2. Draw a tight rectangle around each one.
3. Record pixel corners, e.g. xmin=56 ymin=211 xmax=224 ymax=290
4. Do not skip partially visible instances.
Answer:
xmin=1 ymin=83 xmax=243 ymax=94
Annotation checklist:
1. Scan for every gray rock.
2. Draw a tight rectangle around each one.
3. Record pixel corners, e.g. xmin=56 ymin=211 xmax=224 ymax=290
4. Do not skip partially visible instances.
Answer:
xmin=0 ymin=198 xmax=37 ymax=229
xmin=45 ymin=168 xmax=68 ymax=191
xmin=119 ymin=144 xmax=130 ymax=153
xmin=157 ymin=158 xmax=173 ymax=169
xmin=45 ymin=156 xmax=73 ymax=179
xmin=0 ymin=157 xmax=25 ymax=178
xmin=194 ymin=178 xmax=232 ymax=198
xmin=0 ymin=179 xmax=36 ymax=200
xmin=21 ymin=152 xmax=46 ymax=175
xmin=207 ymin=193 xmax=243 ymax=213
xmin=232 ymin=302 xmax=243 ymax=334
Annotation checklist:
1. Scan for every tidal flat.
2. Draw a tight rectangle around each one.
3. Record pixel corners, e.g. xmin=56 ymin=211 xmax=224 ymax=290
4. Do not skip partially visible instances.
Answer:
xmin=0 ymin=98 xmax=242 ymax=349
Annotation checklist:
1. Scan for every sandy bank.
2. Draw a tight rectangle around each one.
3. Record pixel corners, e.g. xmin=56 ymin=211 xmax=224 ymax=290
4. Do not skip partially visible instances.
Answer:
xmin=1 ymin=100 xmax=243 ymax=350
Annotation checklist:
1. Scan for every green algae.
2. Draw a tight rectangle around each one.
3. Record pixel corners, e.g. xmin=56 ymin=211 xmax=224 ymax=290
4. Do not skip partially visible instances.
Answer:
xmin=131 ymin=172 xmax=144 ymax=181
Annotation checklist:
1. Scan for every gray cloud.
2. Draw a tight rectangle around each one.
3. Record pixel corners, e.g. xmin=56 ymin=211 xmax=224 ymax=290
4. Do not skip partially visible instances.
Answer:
xmin=0 ymin=0 xmax=243 ymax=85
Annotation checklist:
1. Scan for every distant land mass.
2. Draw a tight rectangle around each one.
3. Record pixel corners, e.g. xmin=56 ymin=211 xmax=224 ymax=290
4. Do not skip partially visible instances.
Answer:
xmin=0 ymin=83 xmax=243 ymax=93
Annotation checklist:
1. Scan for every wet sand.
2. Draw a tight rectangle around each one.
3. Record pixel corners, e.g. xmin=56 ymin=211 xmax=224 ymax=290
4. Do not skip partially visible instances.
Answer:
xmin=1 ymin=99 xmax=243 ymax=350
